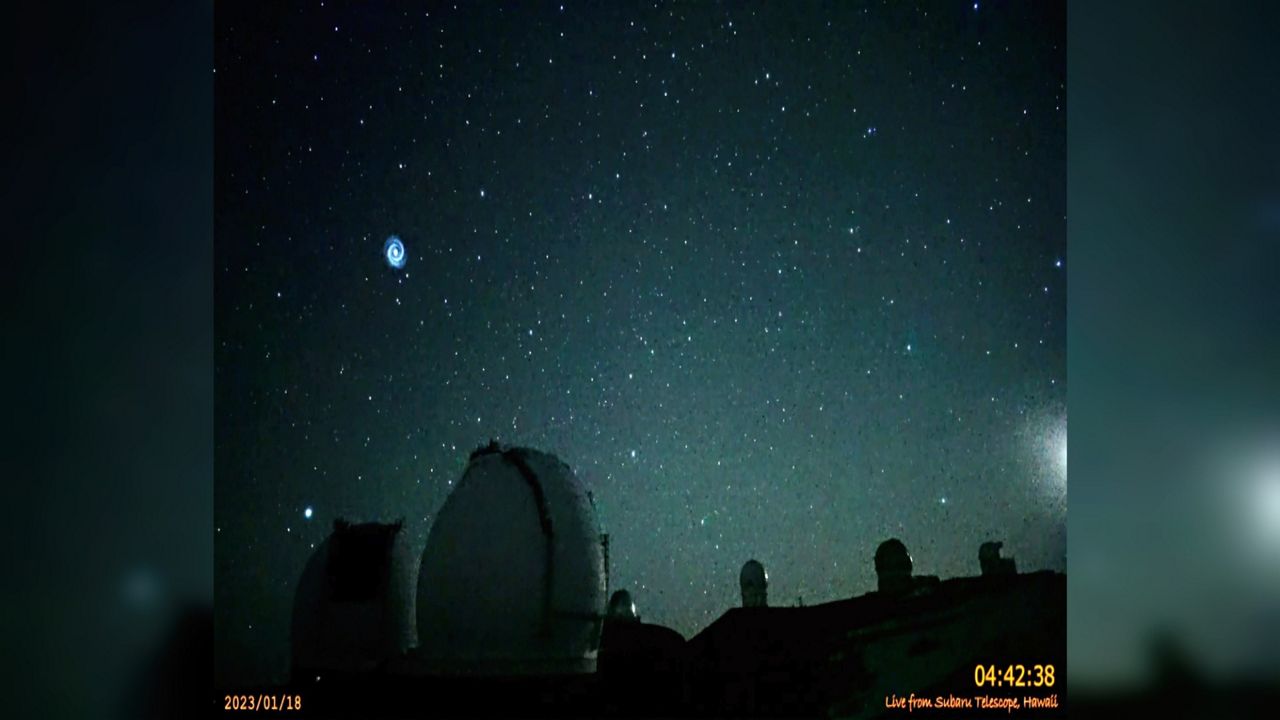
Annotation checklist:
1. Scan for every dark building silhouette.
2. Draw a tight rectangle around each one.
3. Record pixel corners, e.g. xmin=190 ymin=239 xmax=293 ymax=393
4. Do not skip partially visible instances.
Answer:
xmin=260 ymin=444 xmax=1066 ymax=718
xmin=686 ymin=560 xmax=1064 ymax=717
xmin=598 ymin=589 xmax=686 ymax=717
xmin=979 ymin=540 xmax=1018 ymax=576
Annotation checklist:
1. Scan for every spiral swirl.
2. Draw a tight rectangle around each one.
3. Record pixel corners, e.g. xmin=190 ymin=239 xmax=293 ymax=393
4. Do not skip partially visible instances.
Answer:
xmin=384 ymin=235 xmax=406 ymax=269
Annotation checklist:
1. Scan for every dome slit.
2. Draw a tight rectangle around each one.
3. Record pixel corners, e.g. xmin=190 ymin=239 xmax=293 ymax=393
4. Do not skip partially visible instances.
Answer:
xmin=502 ymin=449 xmax=557 ymax=638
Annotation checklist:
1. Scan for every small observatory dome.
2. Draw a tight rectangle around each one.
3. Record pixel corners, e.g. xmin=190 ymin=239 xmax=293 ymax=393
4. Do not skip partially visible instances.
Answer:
xmin=874 ymin=538 xmax=914 ymax=595
xmin=979 ymin=541 xmax=1017 ymax=576
xmin=740 ymin=559 xmax=768 ymax=608
xmin=415 ymin=443 xmax=607 ymax=675
xmin=608 ymin=589 xmax=638 ymax=621
xmin=290 ymin=519 xmax=418 ymax=678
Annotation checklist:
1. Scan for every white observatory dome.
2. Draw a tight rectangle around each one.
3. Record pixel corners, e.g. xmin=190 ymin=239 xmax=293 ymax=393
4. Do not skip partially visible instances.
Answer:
xmin=290 ymin=519 xmax=418 ymax=677
xmin=414 ymin=443 xmax=607 ymax=675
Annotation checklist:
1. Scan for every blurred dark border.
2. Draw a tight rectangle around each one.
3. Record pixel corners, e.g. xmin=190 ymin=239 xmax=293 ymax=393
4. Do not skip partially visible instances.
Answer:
xmin=1068 ymin=0 xmax=1280 ymax=716
xmin=2 ymin=1 xmax=1278 ymax=718
xmin=1 ymin=1 xmax=212 ymax=718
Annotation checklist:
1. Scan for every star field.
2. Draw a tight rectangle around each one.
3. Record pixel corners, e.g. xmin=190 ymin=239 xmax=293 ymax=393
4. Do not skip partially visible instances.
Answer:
xmin=215 ymin=1 xmax=1065 ymax=685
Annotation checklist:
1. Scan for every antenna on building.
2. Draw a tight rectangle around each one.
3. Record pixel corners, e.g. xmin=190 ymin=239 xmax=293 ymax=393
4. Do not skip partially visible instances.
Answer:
xmin=601 ymin=533 xmax=611 ymax=593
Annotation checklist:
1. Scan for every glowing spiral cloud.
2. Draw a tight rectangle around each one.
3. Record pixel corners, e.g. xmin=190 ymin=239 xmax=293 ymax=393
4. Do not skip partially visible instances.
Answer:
xmin=384 ymin=235 xmax=407 ymax=269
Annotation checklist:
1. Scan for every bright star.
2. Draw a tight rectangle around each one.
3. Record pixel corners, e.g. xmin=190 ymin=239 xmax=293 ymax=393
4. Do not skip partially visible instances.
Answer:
xmin=304 ymin=507 xmax=313 ymax=519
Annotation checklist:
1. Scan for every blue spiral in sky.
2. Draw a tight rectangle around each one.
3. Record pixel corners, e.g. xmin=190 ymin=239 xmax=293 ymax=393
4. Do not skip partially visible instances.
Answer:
xmin=383 ymin=235 xmax=406 ymax=269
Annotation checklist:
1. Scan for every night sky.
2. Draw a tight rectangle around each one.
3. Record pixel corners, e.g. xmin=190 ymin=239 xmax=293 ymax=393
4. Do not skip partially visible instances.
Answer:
xmin=215 ymin=1 xmax=1065 ymax=686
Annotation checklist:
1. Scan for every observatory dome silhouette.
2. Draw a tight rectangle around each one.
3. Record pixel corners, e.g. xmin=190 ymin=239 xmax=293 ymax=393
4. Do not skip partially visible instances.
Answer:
xmin=608 ymin=589 xmax=638 ymax=621
xmin=739 ymin=559 xmax=768 ymax=607
xmin=874 ymin=537 xmax=914 ymax=595
xmin=290 ymin=519 xmax=417 ymax=677
xmin=414 ymin=442 xmax=607 ymax=675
